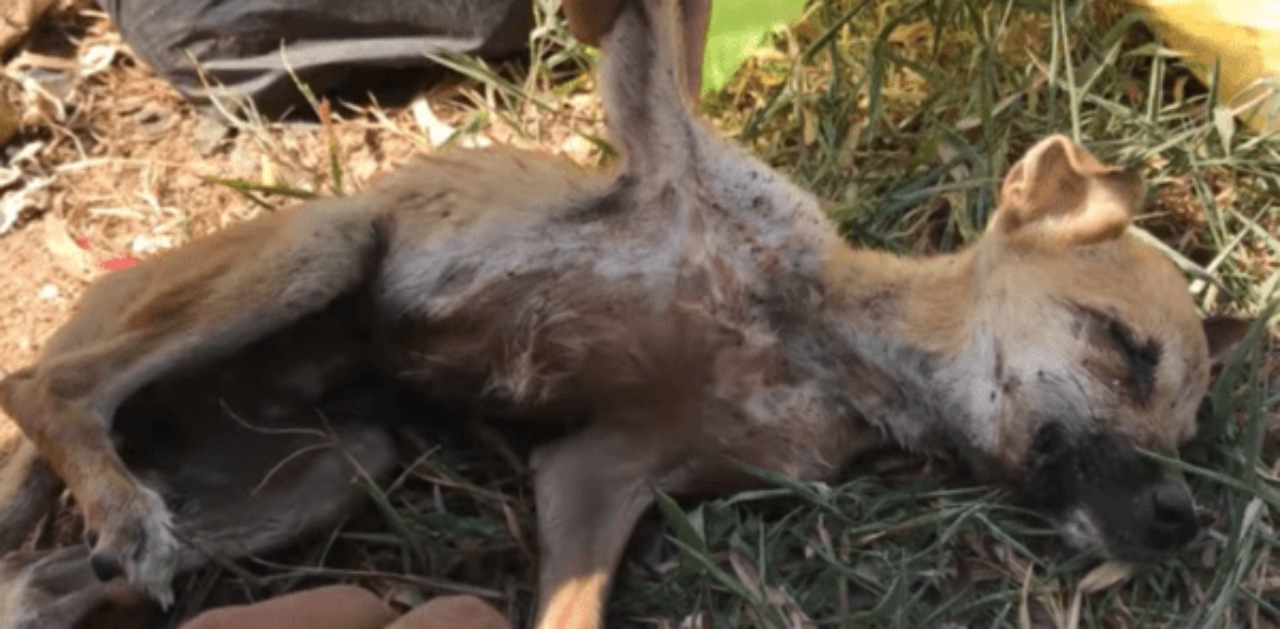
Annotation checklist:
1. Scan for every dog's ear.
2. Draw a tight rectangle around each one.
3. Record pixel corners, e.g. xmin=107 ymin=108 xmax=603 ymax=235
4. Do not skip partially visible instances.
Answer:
xmin=995 ymin=135 xmax=1144 ymax=248
xmin=1203 ymin=315 xmax=1255 ymax=365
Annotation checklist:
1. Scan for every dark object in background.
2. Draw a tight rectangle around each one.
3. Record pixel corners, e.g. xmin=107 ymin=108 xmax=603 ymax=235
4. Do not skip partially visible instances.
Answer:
xmin=97 ymin=0 xmax=533 ymax=118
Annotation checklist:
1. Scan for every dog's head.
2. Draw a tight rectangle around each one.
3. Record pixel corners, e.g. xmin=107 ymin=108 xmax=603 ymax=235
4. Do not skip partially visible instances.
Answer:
xmin=959 ymin=135 xmax=1252 ymax=559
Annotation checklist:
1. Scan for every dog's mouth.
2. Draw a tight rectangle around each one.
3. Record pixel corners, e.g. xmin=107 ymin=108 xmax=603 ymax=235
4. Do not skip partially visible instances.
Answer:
xmin=1020 ymin=422 xmax=1201 ymax=560
xmin=1056 ymin=500 xmax=1200 ymax=562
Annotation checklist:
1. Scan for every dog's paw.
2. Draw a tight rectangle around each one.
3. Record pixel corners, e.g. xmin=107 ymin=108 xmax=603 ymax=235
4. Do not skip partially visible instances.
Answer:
xmin=85 ymin=485 xmax=179 ymax=608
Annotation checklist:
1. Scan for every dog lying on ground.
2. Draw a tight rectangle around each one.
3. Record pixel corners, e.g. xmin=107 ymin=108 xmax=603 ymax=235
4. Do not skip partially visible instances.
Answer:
xmin=0 ymin=0 xmax=1254 ymax=627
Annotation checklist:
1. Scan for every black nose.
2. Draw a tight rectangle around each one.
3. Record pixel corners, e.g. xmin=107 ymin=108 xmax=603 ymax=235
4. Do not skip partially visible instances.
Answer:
xmin=89 ymin=550 xmax=123 ymax=581
xmin=1147 ymin=481 xmax=1199 ymax=550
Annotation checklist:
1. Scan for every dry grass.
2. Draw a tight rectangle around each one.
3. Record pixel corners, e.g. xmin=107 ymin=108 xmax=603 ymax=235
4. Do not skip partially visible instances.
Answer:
xmin=0 ymin=0 xmax=1276 ymax=627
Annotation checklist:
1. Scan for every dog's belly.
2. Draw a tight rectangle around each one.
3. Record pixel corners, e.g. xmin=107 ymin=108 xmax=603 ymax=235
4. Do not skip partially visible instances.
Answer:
xmin=355 ymin=144 xmax=878 ymax=479
xmin=377 ymin=262 xmax=744 ymax=417
xmin=377 ymin=278 xmax=877 ymax=487
xmin=373 ymin=236 xmax=877 ymax=485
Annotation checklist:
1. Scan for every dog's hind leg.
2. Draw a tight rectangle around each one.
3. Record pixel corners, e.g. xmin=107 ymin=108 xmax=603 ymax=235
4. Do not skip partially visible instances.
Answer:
xmin=0 ymin=199 xmax=382 ymax=605
xmin=527 ymin=3 xmax=727 ymax=627
xmin=0 ymin=438 xmax=60 ymax=553
xmin=597 ymin=0 xmax=703 ymax=180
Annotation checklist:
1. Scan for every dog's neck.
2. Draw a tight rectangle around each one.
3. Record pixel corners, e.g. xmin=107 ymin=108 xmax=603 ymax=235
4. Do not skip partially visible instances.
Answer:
xmin=823 ymin=244 xmax=981 ymax=351
xmin=814 ymin=242 xmax=1011 ymax=473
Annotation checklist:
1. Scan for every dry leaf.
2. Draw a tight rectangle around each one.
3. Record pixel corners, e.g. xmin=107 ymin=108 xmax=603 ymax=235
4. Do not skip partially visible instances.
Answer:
xmin=1077 ymin=561 xmax=1134 ymax=595
xmin=41 ymin=215 xmax=92 ymax=281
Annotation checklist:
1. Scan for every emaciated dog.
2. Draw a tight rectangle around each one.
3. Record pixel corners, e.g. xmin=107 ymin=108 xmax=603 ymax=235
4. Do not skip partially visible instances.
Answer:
xmin=0 ymin=0 xmax=1252 ymax=627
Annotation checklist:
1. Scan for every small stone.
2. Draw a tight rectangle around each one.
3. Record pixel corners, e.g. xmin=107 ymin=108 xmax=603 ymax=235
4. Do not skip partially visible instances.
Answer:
xmin=134 ymin=102 xmax=177 ymax=138
xmin=192 ymin=115 xmax=230 ymax=156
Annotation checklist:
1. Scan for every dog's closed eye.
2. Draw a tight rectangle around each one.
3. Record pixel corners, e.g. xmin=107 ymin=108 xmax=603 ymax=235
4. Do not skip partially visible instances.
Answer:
xmin=1072 ymin=305 xmax=1162 ymax=404
xmin=1102 ymin=315 xmax=1161 ymax=399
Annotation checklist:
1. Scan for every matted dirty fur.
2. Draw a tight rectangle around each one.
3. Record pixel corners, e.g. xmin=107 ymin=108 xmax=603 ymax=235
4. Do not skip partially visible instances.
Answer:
xmin=0 ymin=0 xmax=1253 ymax=627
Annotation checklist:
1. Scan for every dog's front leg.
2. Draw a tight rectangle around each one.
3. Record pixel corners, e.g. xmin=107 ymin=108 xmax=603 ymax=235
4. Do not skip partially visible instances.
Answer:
xmin=531 ymin=420 xmax=666 ymax=629
xmin=0 ymin=200 xmax=381 ymax=605
xmin=1 ymin=366 xmax=178 ymax=606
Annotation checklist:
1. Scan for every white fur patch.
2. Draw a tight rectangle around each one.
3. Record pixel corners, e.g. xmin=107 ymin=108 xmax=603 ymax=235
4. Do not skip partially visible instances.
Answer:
xmin=1060 ymin=506 xmax=1105 ymax=553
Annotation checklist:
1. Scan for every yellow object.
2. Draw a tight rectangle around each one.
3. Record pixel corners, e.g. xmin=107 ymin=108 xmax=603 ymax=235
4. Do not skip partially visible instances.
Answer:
xmin=1132 ymin=0 xmax=1280 ymax=132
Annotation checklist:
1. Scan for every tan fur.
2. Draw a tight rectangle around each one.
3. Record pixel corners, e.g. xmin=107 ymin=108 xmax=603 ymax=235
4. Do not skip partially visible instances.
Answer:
xmin=996 ymin=135 xmax=1144 ymax=248
xmin=0 ymin=0 xmax=1251 ymax=627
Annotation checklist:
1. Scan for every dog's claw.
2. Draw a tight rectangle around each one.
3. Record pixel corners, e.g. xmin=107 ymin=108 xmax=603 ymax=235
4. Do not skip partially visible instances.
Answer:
xmin=86 ymin=485 xmax=179 ymax=608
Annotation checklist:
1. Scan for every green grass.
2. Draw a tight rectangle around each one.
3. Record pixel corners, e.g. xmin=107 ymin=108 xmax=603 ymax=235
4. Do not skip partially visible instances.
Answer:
xmin=183 ymin=0 xmax=1278 ymax=627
